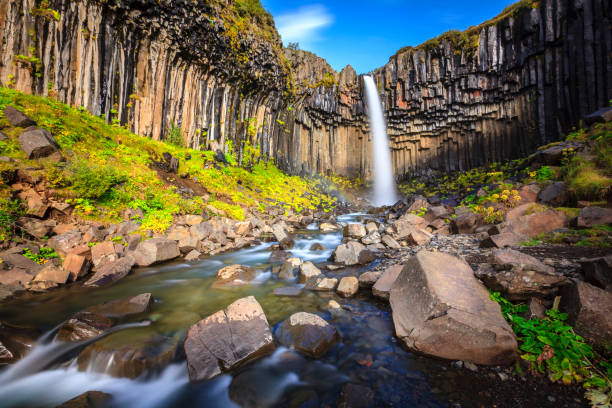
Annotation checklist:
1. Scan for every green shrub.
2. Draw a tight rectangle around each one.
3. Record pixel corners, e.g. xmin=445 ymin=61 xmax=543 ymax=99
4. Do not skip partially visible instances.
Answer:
xmin=22 ymin=247 xmax=58 ymax=264
xmin=165 ymin=122 xmax=183 ymax=147
xmin=535 ymin=165 xmax=554 ymax=181
xmin=70 ymin=162 xmax=127 ymax=199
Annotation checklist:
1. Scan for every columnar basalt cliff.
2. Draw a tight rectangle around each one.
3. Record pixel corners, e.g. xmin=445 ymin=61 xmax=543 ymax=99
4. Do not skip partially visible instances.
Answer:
xmin=1 ymin=0 xmax=610 ymax=180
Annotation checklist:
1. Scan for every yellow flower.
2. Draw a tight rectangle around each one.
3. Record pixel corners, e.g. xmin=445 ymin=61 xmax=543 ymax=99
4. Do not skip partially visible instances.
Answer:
xmin=501 ymin=194 xmax=508 ymax=201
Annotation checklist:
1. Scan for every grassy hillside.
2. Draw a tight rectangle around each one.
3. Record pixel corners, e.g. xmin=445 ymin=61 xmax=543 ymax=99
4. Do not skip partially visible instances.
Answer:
xmin=0 ymin=87 xmax=336 ymax=239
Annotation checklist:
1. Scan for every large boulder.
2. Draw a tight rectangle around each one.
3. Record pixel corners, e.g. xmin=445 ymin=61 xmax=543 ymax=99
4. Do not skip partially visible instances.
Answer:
xmin=56 ymin=312 xmax=114 ymax=342
xmin=84 ymin=256 xmax=135 ymax=287
xmin=18 ymin=127 xmax=60 ymax=159
xmin=537 ymin=182 xmax=568 ymax=206
xmin=298 ymin=261 xmax=321 ymax=283
xmin=47 ymin=230 xmax=83 ymax=257
xmin=62 ymin=253 xmax=90 ymax=282
xmin=392 ymin=213 xmax=427 ymax=240
xmin=502 ymin=205 xmax=567 ymax=238
xmin=4 ymin=106 xmax=36 ymax=127
xmin=184 ymin=296 xmax=274 ymax=381
xmin=560 ymin=281 xmax=612 ymax=350
xmin=33 ymin=265 xmax=70 ymax=285
xmin=0 ymin=321 xmax=40 ymax=364
xmin=389 ymin=251 xmax=517 ymax=365
xmin=372 ymin=264 xmax=403 ymax=300
xmin=132 ymin=238 xmax=180 ymax=266
xmin=90 ymin=241 xmax=117 ymax=269
xmin=450 ymin=207 xmax=479 ymax=234
xmin=85 ymin=293 xmax=152 ymax=318
xmin=574 ymin=207 xmax=612 ymax=228
xmin=274 ymin=312 xmax=338 ymax=358
xmin=475 ymin=249 xmax=570 ymax=301
xmin=332 ymin=241 xmax=376 ymax=266
xmin=518 ymin=184 xmax=541 ymax=203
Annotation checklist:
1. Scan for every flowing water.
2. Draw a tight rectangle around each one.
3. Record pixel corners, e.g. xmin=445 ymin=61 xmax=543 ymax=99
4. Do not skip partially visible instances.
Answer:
xmin=364 ymin=76 xmax=398 ymax=207
xmin=0 ymin=214 xmax=512 ymax=407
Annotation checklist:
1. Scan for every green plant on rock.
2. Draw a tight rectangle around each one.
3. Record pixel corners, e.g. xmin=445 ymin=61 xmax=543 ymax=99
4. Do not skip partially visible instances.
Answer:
xmin=22 ymin=247 xmax=58 ymax=264
xmin=490 ymin=291 xmax=611 ymax=406
xmin=535 ymin=165 xmax=554 ymax=181
xmin=165 ymin=122 xmax=184 ymax=147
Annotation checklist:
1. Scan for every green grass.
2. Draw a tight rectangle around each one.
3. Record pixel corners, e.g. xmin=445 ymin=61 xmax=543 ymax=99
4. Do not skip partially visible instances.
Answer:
xmin=0 ymin=87 xmax=336 ymax=236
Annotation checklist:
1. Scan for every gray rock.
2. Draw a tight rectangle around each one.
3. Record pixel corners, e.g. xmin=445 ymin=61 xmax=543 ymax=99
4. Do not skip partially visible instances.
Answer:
xmin=4 ymin=106 xmax=36 ymax=127
xmin=580 ymin=256 xmax=612 ymax=291
xmin=298 ymin=261 xmax=321 ymax=283
xmin=381 ymin=234 xmax=400 ymax=249
xmin=279 ymin=257 xmax=302 ymax=280
xmin=343 ymin=223 xmax=367 ymax=239
xmin=18 ymin=127 xmax=59 ymax=159
xmin=274 ymin=312 xmax=338 ymax=358
xmin=358 ymin=271 xmax=381 ymax=288
xmin=85 ymin=293 xmax=152 ymax=318
xmin=90 ymin=241 xmax=117 ymax=269
xmin=84 ymin=256 xmax=135 ymax=287
xmin=132 ymin=238 xmax=180 ymax=266
xmin=272 ymin=223 xmax=294 ymax=250
xmin=390 ymin=251 xmax=517 ymax=365
xmin=373 ymin=264 xmax=403 ymax=300
xmin=537 ymin=182 xmax=568 ymax=206
xmin=574 ymin=207 xmax=612 ymax=228
xmin=305 ymin=276 xmax=338 ymax=291
xmin=184 ymin=250 xmax=201 ymax=261
xmin=337 ymin=276 xmax=359 ymax=297
xmin=332 ymin=241 xmax=376 ymax=266
xmin=47 ymin=230 xmax=83 ymax=257
xmin=184 ymin=296 xmax=274 ymax=381
xmin=213 ymin=264 xmax=258 ymax=287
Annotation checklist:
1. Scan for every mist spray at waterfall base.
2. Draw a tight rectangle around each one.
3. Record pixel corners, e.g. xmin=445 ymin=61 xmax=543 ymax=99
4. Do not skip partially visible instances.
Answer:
xmin=364 ymin=76 xmax=398 ymax=207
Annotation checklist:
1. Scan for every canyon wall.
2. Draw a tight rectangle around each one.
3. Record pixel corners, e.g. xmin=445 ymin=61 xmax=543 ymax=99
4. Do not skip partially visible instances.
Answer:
xmin=1 ymin=0 xmax=611 ymax=180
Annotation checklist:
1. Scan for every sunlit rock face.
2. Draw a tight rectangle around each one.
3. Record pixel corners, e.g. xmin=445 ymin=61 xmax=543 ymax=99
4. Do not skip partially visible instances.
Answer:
xmin=1 ymin=0 xmax=610 ymax=181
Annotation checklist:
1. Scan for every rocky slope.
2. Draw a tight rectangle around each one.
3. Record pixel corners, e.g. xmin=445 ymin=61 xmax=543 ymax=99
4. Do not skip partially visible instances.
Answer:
xmin=1 ymin=0 xmax=610 ymax=180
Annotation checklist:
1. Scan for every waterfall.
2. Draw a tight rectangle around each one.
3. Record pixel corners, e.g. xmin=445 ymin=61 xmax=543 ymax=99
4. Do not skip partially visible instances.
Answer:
xmin=363 ymin=76 xmax=398 ymax=206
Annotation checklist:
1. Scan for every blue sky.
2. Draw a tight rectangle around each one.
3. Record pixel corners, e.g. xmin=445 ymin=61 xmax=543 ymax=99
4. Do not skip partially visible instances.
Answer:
xmin=260 ymin=0 xmax=516 ymax=73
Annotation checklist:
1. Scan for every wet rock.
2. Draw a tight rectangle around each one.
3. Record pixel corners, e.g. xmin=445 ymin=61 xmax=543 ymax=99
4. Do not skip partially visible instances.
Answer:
xmin=184 ymin=250 xmax=201 ymax=261
xmin=214 ymin=264 xmax=257 ymax=287
xmin=337 ymin=276 xmax=359 ymax=297
xmin=184 ymin=296 xmax=274 ymax=381
xmin=381 ymin=234 xmax=400 ymax=249
xmin=85 ymin=293 xmax=152 ymax=318
xmin=537 ymin=182 xmax=568 ymax=206
xmin=55 ymin=391 xmax=112 ymax=408
xmin=344 ymin=223 xmax=367 ymax=239
xmin=84 ymin=256 xmax=135 ymax=287
xmin=358 ymin=271 xmax=381 ymax=288
xmin=90 ymin=241 xmax=117 ymax=269
xmin=274 ymin=312 xmax=338 ymax=358
xmin=372 ymin=264 xmax=403 ymax=300
xmin=310 ymin=243 xmax=324 ymax=251
xmin=332 ymin=241 xmax=376 ymax=266
xmin=319 ymin=222 xmax=340 ymax=232
xmin=0 ymin=284 xmax=24 ymax=301
xmin=305 ymin=276 xmax=338 ymax=291
xmin=273 ymin=286 xmax=303 ymax=297
xmin=56 ymin=312 xmax=114 ymax=342
xmin=132 ymin=238 xmax=180 ymax=266
xmin=574 ymin=207 xmax=612 ymax=228
xmin=33 ymin=264 xmax=70 ymax=284
xmin=298 ymin=261 xmax=321 ymax=283
xmin=78 ymin=333 xmax=178 ymax=379
xmin=560 ymin=281 xmax=612 ymax=350
xmin=18 ymin=127 xmax=60 ymax=159
xmin=389 ymin=251 xmax=517 ymax=365
xmin=4 ymin=106 xmax=36 ymax=127
xmin=272 ymin=223 xmax=294 ymax=250
xmin=338 ymin=383 xmax=375 ymax=408
xmin=480 ymin=232 xmax=526 ymax=248
xmin=279 ymin=257 xmax=302 ymax=280
xmin=269 ymin=250 xmax=292 ymax=264
xmin=580 ymin=256 xmax=612 ymax=291
xmin=48 ymin=230 xmax=83 ymax=257
xmin=0 ymin=321 xmax=40 ymax=364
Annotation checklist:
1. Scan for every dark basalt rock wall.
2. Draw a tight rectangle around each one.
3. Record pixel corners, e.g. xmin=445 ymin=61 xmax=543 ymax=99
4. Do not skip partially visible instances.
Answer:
xmin=1 ymin=0 xmax=610 ymax=180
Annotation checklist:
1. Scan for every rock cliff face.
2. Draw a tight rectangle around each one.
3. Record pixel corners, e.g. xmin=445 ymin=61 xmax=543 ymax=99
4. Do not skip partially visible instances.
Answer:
xmin=1 ymin=0 xmax=611 ymax=180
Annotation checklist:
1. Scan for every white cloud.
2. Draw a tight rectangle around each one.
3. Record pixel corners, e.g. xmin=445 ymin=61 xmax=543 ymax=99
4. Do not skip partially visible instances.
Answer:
xmin=275 ymin=5 xmax=333 ymax=48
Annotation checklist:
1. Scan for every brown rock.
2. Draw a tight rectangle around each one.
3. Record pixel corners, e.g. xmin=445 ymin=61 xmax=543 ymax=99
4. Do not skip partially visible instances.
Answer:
xmin=184 ymin=296 xmax=274 ymax=381
xmin=450 ymin=207 xmax=479 ymax=234
xmin=18 ymin=127 xmax=60 ymax=159
xmin=0 ymin=321 xmax=40 ymax=364
xmin=337 ymin=276 xmax=359 ymax=297
xmin=4 ymin=106 xmax=36 ymax=127
xmin=332 ymin=241 xmax=376 ymax=266
xmin=381 ymin=234 xmax=400 ymax=249
xmin=55 ymin=391 xmax=112 ymax=408
xmin=0 ymin=268 xmax=34 ymax=285
xmin=279 ymin=257 xmax=302 ymax=280
xmin=84 ymin=256 xmax=135 ymax=287
xmin=298 ymin=261 xmax=321 ymax=283
xmin=274 ymin=312 xmax=338 ymax=358
xmin=305 ymin=276 xmax=338 ymax=291
xmin=85 ymin=293 xmax=152 ymax=318
xmin=56 ymin=312 xmax=114 ymax=342
xmin=132 ymin=238 xmax=180 ymax=266
xmin=34 ymin=265 xmax=70 ymax=284
xmin=480 ymin=232 xmax=527 ymax=248
xmin=503 ymin=206 xmax=567 ymax=238
xmin=580 ymin=256 xmax=612 ymax=291
xmin=343 ymin=223 xmax=367 ymax=239
xmin=574 ymin=207 xmax=612 ymax=228
xmin=213 ymin=264 xmax=257 ymax=287
xmin=390 ymin=251 xmax=517 ymax=365
xmin=372 ymin=264 xmax=403 ymax=300
xmin=90 ymin=241 xmax=117 ymax=269
xmin=518 ymin=184 xmax=541 ymax=203
xmin=560 ymin=281 xmax=612 ymax=350
xmin=358 ymin=271 xmax=381 ymax=288
xmin=62 ymin=253 xmax=90 ymax=281
xmin=48 ymin=230 xmax=83 ymax=257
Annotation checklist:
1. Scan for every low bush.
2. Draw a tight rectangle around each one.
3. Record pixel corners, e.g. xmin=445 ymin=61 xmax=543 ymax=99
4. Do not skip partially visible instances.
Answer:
xmin=70 ymin=162 xmax=127 ymax=199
